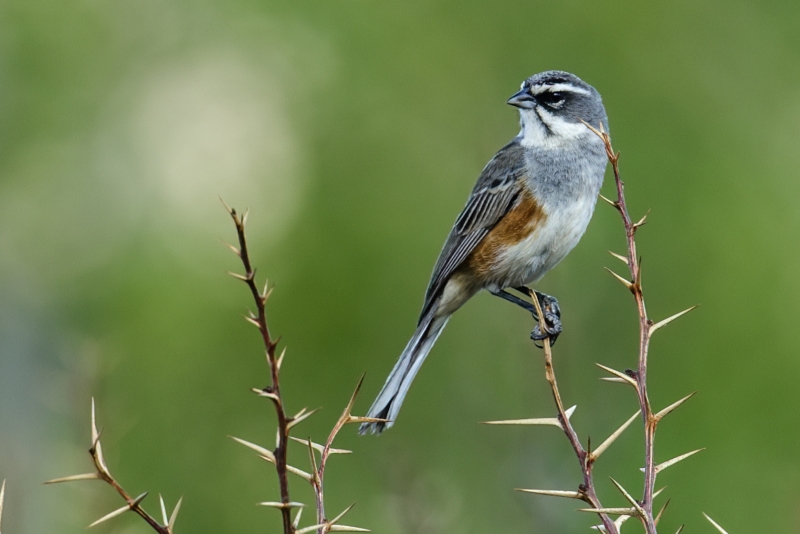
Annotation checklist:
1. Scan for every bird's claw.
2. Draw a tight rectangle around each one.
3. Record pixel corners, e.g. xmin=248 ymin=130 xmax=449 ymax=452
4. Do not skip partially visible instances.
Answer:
xmin=530 ymin=292 xmax=562 ymax=347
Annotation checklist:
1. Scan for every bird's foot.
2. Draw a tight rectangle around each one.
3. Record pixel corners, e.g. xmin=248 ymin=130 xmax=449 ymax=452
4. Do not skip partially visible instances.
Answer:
xmin=530 ymin=292 xmax=562 ymax=347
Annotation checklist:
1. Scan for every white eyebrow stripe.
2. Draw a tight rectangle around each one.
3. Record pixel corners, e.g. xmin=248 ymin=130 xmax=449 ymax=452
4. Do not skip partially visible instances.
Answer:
xmin=530 ymin=83 xmax=591 ymax=96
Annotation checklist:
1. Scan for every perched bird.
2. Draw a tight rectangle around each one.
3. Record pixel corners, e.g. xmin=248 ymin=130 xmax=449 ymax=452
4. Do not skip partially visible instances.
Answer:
xmin=360 ymin=71 xmax=610 ymax=434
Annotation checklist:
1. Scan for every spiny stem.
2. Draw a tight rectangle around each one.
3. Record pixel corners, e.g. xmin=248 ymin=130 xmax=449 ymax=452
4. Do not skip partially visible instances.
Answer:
xmin=228 ymin=207 xmax=294 ymax=534
xmin=530 ymin=294 xmax=619 ymax=534
xmin=599 ymin=129 xmax=658 ymax=533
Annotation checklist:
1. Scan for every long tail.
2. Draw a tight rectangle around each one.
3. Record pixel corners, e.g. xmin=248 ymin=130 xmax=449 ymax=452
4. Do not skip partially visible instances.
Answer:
xmin=359 ymin=308 xmax=450 ymax=434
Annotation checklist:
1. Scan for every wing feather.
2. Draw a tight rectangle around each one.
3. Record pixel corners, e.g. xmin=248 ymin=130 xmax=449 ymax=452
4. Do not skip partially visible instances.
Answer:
xmin=419 ymin=140 xmax=527 ymax=320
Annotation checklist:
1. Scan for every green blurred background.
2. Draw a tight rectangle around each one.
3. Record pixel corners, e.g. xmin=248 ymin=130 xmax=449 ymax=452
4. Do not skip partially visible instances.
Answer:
xmin=1 ymin=0 xmax=799 ymax=532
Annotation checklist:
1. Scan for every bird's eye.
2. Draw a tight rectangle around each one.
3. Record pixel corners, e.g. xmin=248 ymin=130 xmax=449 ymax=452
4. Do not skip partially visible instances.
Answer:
xmin=536 ymin=91 xmax=566 ymax=108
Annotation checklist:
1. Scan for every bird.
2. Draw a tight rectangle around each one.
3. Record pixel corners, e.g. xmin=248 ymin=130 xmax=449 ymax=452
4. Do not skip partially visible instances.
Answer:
xmin=360 ymin=70 xmax=610 ymax=434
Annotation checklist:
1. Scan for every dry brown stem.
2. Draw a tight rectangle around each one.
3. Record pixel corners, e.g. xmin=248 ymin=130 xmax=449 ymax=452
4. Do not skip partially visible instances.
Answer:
xmin=225 ymin=203 xmax=373 ymax=534
xmin=44 ymin=399 xmax=181 ymax=533
xmin=503 ymin=123 xmax=701 ymax=533
xmin=529 ymin=295 xmax=620 ymax=534
xmin=224 ymin=203 xmax=295 ymax=534
xmin=587 ymin=122 xmax=698 ymax=533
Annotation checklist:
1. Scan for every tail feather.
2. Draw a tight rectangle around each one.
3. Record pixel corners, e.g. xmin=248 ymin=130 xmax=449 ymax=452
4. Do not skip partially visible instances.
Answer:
xmin=359 ymin=311 xmax=449 ymax=434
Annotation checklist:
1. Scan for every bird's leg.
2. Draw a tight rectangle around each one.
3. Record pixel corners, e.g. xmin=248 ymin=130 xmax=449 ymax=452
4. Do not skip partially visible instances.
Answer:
xmin=490 ymin=289 xmax=539 ymax=318
xmin=514 ymin=287 xmax=562 ymax=345
xmin=490 ymin=288 xmax=562 ymax=344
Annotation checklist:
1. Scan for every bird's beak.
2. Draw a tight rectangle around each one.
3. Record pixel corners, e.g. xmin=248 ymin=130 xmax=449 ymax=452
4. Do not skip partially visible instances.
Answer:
xmin=507 ymin=89 xmax=535 ymax=109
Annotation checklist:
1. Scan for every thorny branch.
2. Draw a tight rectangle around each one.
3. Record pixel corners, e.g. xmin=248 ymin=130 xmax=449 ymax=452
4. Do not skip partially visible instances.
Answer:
xmin=44 ymin=399 xmax=182 ymax=533
xmin=225 ymin=203 xmax=377 ymax=534
xmin=224 ymin=203 xmax=295 ymax=534
xmin=600 ymin=126 xmax=660 ymax=532
xmin=492 ymin=123 xmax=702 ymax=534
xmin=587 ymin=122 xmax=699 ymax=533
xmin=530 ymin=295 xmax=619 ymax=534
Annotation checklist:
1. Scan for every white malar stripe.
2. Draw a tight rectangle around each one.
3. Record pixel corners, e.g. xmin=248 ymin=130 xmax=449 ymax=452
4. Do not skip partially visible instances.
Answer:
xmin=530 ymin=83 xmax=591 ymax=96
xmin=518 ymin=107 xmax=593 ymax=149
xmin=536 ymin=107 xmax=592 ymax=139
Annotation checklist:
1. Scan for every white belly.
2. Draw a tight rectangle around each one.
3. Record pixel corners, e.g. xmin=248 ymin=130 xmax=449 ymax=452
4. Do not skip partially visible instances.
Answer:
xmin=489 ymin=193 xmax=596 ymax=289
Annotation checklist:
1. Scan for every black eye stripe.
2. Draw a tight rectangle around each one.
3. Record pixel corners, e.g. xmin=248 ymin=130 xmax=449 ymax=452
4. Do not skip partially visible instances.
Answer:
xmin=535 ymin=91 xmax=566 ymax=106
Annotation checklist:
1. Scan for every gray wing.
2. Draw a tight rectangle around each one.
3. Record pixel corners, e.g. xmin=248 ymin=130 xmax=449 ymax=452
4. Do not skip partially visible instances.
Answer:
xmin=419 ymin=139 xmax=527 ymax=321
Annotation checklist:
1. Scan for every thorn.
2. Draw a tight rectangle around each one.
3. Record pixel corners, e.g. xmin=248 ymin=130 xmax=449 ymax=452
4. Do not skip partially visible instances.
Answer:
xmin=290 ymin=436 xmax=352 ymax=455
xmin=329 ymin=503 xmax=357 ymax=526
xmin=258 ymin=501 xmax=305 ymax=509
xmin=607 ymin=251 xmax=629 ymax=265
xmin=305 ymin=439 xmax=320 ymax=485
xmin=296 ymin=523 xmax=328 ymax=534
xmin=614 ymin=515 xmax=631 ymax=530
xmin=169 ymin=496 xmax=183 ymax=530
xmin=88 ymin=504 xmax=131 ymax=528
xmin=276 ymin=347 xmax=287 ymax=371
xmin=227 ymin=271 xmax=249 ymax=282
xmin=241 ymin=208 xmax=250 ymax=227
xmin=219 ymin=196 xmax=234 ymax=215
xmin=285 ymin=464 xmax=314 ymax=482
xmin=654 ymin=392 xmax=697 ymax=422
xmin=578 ymin=507 xmax=637 ymax=516
xmin=604 ymin=267 xmax=634 ymax=291
xmin=251 ymin=388 xmax=281 ymax=403
xmin=653 ymin=449 xmax=705 ymax=474
xmin=91 ymin=397 xmax=99 ymax=446
xmin=591 ymin=514 xmax=631 ymax=532
xmin=675 ymin=526 xmax=685 ymax=534
xmin=262 ymin=278 xmax=271 ymax=297
xmin=633 ymin=210 xmax=650 ymax=228
xmin=262 ymin=286 xmax=274 ymax=303
xmin=90 ymin=398 xmax=109 ymax=474
xmin=343 ymin=373 xmax=366 ymax=419
xmin=649 ymin=305 xmax=698 ymax=335
xmin=44 ymin=473 xmax=100 ymax=484
xmin=703 ymin=513 xmax=729 ymax=534
xmin=483 ymin=405 xmax=574 ymax=428
xmin=655 ymin=498 xmax=671 ymax=525
xmin=590 ymin=410 xmax=641 ymax=461
xmin=595 ymin=363 xmax=638 ymax=388
xmin=245 ymin=439 xmax=313 ymax=482
xmin=88 ymin=492 xmax=147 ymax=528
xmin=515 ymin=488 xmax=583 ymax=499
xmin=482 ymin=417 xmax=561 ymax=427
xmin=243 ymin=315 xmax=261 ymax=328
xmin=599 ymin=377 xmax=630 ymax=384
xmin=229 ymin=436 xmax=276 ymax=462
xmin=159 ymin=494 xmax=168 ymax=526
xmin=329 ymin=526 xmax=371 ymax=532
xmin=580 ymin=119 xmax=602 ymax=137
xmin=293 ymin=507 xmax=304 ymax=529
xmin=287 ymin=408 xmax=321 ymax=429
xmin=220 ymin=240 xmax=241 ymax=257
xmin=598 ymin=193 xmax=618 ymax=207
xmin=609 ymin=478 xmax=645 ymax=517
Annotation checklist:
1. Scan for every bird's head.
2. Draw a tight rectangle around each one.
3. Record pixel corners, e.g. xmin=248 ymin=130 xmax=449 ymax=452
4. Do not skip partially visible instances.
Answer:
xmin=508 ymin=71 xmax=608 ymax=148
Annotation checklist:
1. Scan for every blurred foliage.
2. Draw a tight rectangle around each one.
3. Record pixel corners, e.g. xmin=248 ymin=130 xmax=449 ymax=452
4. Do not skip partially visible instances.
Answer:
xmin=1 ymin=0 xmax=799 ymax=532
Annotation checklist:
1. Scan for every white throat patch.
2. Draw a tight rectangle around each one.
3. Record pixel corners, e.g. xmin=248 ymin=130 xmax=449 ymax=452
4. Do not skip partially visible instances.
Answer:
xmin=518 ymin=107 xmax=592 ymax=149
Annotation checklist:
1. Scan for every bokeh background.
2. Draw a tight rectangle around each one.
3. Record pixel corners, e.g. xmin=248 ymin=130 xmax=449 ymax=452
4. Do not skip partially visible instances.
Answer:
xmin=1 ymin=0 xmax=799 ymax=532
